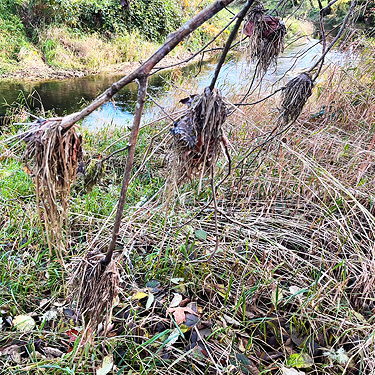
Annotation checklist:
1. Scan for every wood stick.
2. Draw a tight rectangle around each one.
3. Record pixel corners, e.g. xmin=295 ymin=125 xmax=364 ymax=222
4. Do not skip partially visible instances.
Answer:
xmin=103 ymin=77 xmax=148 ymax=265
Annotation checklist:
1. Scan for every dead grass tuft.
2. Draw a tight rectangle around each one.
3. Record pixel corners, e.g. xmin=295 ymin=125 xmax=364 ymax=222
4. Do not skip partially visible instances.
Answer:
xmin=170 ymin=87 xmax=228 ymax=182
xmin=23 ymin=118 xmax=81 ymax=263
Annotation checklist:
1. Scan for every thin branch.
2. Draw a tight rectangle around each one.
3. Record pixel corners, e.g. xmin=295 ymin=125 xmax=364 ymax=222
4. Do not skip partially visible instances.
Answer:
xmin=235 ymin=87 xmax=284 ymax=106
xmin=209 ymin=0 xmax=254 ymax=90
xmin=309 ymin=0 xmax=358 ymax=77
xmin=104 ymin=76 xmax=148 ymax=265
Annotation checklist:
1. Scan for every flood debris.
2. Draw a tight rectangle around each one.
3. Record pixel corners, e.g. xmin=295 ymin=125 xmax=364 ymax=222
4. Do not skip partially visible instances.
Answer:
xmin=170 ymin=87 xmax=228 ymax=181
xmin=244 ymin=4 xmax=286 ymax=74
xmin=22 ymin=117 xmax=82 ymax=263
xmin=281 ymin=72 xmax=314 ymax=123
xmin=69 ymin=250 xmax=120 ymax=332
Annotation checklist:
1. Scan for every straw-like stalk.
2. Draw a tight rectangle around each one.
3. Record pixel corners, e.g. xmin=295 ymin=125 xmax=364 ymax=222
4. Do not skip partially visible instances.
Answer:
xmin=170 ymin=87 xmax=227 ymax=182
xmin=244 ymin=4 xmax=286 ymax=74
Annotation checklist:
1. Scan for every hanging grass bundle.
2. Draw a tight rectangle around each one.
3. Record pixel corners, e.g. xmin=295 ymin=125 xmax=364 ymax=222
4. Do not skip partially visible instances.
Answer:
xmin=69 ymin=251 xmax=120 ymax=330
xmin=281 ymin=72 xmax=314 ymax=123
xmin=244 ymin=4 xmax=286 ymax=74
xmin=23 ymin=118 xmax=82 ymax=263
xmin=170 ymin=87 xmax=228 ymax=182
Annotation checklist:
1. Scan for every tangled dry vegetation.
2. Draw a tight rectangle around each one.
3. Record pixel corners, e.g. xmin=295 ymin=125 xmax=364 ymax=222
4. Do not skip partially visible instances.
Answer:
xmin=1 ymin=40 xmax=375 ymax=374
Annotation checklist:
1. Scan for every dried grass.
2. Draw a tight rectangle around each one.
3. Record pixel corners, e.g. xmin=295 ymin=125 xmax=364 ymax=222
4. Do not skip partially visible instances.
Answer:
xmin=23 ymin=118 xmax=82 ymax=263
xmin=170 ymin=87 xmax=227 ymax=182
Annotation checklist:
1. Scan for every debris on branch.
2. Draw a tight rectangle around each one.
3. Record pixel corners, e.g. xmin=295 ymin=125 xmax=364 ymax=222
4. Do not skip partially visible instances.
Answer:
xmin=70 ymin=250 xmax=120 ymax=329
xmin=281 ymin=72 xmax=314 ymax=123
xmin=244 ymin=3 xmax=286 ymax=74
xmin=23 ymin=118 xmax=82 ymax=263
xmin=170 ymin=87 xmax=227 ymax=181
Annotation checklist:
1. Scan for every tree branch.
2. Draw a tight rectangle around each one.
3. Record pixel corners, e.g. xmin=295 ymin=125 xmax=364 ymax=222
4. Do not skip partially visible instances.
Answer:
xmin=209 ymin=0 xmax=254 ymax=90
xmin=103 ymin=76 xmax=148 ymax=265
xmin=60 ymin=0 xmax=236 ymax=131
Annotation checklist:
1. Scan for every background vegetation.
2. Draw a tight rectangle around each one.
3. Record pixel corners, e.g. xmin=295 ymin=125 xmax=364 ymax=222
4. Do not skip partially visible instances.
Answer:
xmin=0 ymin=0 xmax=235 ymax=76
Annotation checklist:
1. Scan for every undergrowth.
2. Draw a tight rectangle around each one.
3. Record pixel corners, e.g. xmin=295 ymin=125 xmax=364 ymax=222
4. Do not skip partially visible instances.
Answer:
xmin=0 ymin=0 xmax=235 ymax=78
xmin=1 ymin=40 xmax=375 ymax=375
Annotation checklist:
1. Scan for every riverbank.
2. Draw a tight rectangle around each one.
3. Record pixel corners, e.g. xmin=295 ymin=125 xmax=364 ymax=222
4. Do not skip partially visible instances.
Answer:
xmin=0 ymin=50 xmax=204 ymax=83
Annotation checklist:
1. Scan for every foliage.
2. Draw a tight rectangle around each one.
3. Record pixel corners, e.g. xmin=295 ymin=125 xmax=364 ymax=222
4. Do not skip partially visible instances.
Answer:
xmin=18 ymin=0 xmax=182 ymax=41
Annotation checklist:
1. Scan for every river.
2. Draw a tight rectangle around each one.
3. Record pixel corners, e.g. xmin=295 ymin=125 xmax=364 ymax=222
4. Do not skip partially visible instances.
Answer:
xmin=0 ymin=39 xmax=350 ymax=129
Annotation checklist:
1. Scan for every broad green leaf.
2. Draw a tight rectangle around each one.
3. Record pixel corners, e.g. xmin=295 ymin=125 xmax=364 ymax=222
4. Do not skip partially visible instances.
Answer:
xmin=286 ymin=353 xmax=314 ymax=369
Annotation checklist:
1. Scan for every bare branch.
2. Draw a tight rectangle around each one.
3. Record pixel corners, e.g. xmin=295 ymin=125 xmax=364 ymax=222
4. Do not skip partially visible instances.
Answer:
xmin=104 ymin=76 xmax=148 ymax=265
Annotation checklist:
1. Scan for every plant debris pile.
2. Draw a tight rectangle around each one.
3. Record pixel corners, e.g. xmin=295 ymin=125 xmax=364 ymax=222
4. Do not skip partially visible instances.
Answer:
xmin=281 ymin=72 xmax=314 ymax=123
xmin=170 ymin=87 xmax=227 ymax=181
xmin=23 ymin=118 xmax=82 ymax=261
xmin=69 ymin=251 xmax=120 ymax=329
xmin=244 ymin=4 xmax=286 ymax=74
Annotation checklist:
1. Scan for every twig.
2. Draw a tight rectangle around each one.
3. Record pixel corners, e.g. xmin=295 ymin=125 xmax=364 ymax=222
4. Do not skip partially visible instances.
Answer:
xmin=209 ymin=0 xmax=254 ymax=91
xmin=104 ymin=76 xmax=148 ymax=265
xmin=309 ymin=0 xmax=358 ymax=78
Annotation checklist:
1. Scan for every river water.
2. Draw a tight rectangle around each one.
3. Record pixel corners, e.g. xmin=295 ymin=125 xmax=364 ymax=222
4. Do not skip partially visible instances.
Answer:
xmin=0 ymin=39 xmax=349 ymax=129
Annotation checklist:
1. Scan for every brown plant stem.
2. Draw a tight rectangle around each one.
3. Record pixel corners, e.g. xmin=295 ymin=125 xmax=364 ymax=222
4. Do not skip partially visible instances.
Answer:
xmin=60 ymin=0 xmax=236 ymax=132
xmin=103 ymin=76 xmax=148 ymax=265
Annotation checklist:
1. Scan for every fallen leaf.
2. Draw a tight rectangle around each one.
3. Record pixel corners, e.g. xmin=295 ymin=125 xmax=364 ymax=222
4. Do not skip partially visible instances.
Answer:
xmin=23 ymin=166 xmax=32 ymax=175
xmin=97 ymin=354 xmax=113 ymax=375
xmin=170 ymin=277 xmax=184 ymax=284
xmin=12 ymin=315 xmax=35 ymax=332
xmin=166 ymin=306 xmax=199 ymax=325
xmin=169 ymin=293 xmax=183 ymax=308
xmin=282 ymin=367 xmax=305 ymax=375
xmin=145 ymin=293 xmax=155 ymax=309
xmin=289 ymin=286 xmax=301 ymax=295
xmin=146 ymin=279 xmax=160 ymax=288
xmin=65 ymin=328 xmax=80 ymax=343
xmin=165 ymin=328 xmax=181 ymax=347
xmin=195 ymin=229 xmax=208 ymax=240
xmin=223 ymin=314 xmax=241 ymax=327
xmin=44 ymin=347 xmax=64 ymax=358
xmin=132 ymin=291 xmax=148 ymax=300
xmin=286 ymin=353 xmax=314 ymax=369
xmin=0 ymin=344 xmax=23 ymax=364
